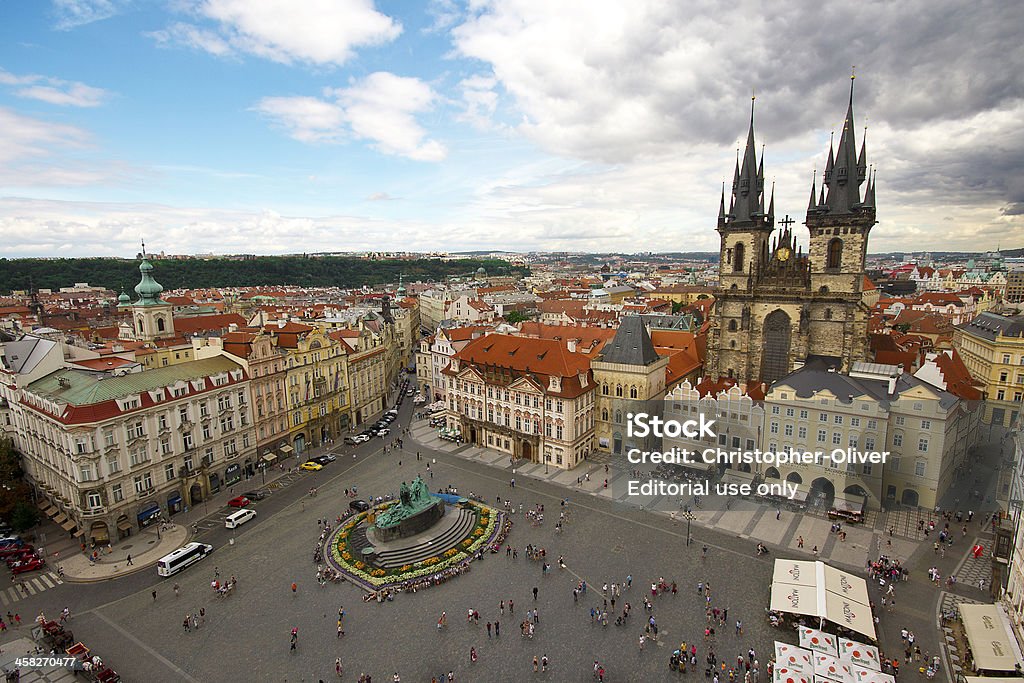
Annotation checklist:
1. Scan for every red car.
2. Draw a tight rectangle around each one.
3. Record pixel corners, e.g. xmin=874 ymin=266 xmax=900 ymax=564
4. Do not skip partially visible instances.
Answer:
xmin=227 ymin=496 xmax=250 ymax=508
xmin=0 ymin=544 xmax=31 ymax=558
xmin=5 ymin=550 xmax=36 ymax=566
xmin=10 ymin=557 xmax=44 ymax=574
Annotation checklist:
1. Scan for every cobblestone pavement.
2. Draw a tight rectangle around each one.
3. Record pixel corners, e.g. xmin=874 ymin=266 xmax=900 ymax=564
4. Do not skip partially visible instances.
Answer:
xmin=0 ymin=400 xmax=998 ymax=682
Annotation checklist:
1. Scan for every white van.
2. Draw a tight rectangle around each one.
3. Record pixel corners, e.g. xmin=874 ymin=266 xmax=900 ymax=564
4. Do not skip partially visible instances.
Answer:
xmin=225 ymin=508 xmax=256 ymax=529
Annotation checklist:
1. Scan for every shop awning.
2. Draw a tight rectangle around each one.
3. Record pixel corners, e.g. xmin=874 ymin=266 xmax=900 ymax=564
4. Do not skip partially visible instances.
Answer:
xmin=262 ymin=453 xmax=277 ymax=463
xmin=36 ymin=500 xmax=50 ymax=511
xmin=960 ymin=604 xmax=1024 ymax=672
xmin=60 ymin=519 xmax=76 ymax=532
xmin=52 ymin=513 xmax=68 ymax=525
xmin=89 ymin=526 xmax=108 ymax=542
xmin=137 ymin=503 xmax=161 ymax=524
xmin=116 ymin=519 xmax=133 ymax=531
xmin=41 ymin=505 xmax=58 ymax=517
xmin=799 ymin=628 xmax=838 ymax=656
xmin=72 ymin=528 xmax=84 ymax=538
xmin=167 ymin=492 xmax=182 ymax=506
xmin=280 ymin=445 xmax=294 ymax=454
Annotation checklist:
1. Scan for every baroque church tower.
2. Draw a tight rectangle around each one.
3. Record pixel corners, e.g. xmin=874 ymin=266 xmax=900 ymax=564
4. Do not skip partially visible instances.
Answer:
xmin=707 ymin=77 xmax=875 ymax=384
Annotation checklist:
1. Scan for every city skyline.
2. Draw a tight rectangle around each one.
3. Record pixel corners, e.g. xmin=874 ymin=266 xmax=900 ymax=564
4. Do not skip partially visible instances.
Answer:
xmin=1 ymin=1 xmax=1022 ymax=257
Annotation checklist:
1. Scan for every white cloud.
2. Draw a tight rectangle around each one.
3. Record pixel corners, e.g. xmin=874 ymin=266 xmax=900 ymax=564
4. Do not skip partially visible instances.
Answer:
xmin=333 ymin=72 xmax=447 ymax=161
xmin=457 ymin=74 xmax=501 ymax=130
xmin=147 ymin=22 xmax=232 ymax=57
xmin=0 ymin=68 xmax=108 ymax=107
xmin=252 ymin=96 xmax=347 ymax=143
xmin=51 ymin=0 xmax=120 ymax=30
xmin=151 ymin=0 xmax=401 ymax=66
xmin=255 ymin=72 xmax=447 ymax=161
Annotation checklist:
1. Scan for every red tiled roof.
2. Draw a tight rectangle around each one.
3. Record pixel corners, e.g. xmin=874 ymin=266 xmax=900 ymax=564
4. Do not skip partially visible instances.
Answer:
xmin=446 ymin=334 xmax=593 ymax=398
xmin=173 ymin=313 xmax=246 ymax=334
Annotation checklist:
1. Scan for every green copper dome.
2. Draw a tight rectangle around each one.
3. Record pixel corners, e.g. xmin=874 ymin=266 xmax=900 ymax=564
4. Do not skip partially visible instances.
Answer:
xmin=117 ymin=289 xmax=130 ymax=305
xmin=133 ymin=258 xmax=167 ymax=305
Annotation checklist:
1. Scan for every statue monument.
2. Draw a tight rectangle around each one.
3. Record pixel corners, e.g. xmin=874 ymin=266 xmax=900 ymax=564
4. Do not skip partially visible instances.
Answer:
xmin=372 ymin=476 xmax=445 ymax=542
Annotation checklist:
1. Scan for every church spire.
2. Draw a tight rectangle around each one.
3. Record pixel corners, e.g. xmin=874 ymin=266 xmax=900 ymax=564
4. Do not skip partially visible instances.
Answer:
xmin=767 ymin=182 xmax=775 ymax=219
xmin=821 ymin=70 xmax=867 ymax=214
xmin=722 ymin=92 xmax=771 ymax=229
xmin=718 ymin=182 xmax=726 ymax=226
xmin=808 ymin=170 xmax=817 ymax=213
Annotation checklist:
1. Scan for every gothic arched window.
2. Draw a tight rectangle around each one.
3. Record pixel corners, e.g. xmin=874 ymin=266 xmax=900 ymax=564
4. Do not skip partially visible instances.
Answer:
xmin=629 ymin=386 xmax=638 ymax=399
xmin=824 ymin=308 xmax=833 ymax=320
xmin=728 ymin=320 xmax=738 ymax=332
xmin=156 ymin=317 xmax=166 ymax=332
xmin=733 ymin=242 xmax=745 ymax=273
xmin=827 ymin=238 xmax=843 ymax=269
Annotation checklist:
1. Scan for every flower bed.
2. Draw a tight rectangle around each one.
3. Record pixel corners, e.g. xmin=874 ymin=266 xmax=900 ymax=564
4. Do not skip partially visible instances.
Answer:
xmin=323 ymin=501 xmax=506 ymax=592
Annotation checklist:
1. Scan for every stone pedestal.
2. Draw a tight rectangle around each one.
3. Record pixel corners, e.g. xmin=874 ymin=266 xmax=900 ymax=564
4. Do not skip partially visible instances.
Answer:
xmin=372 ymin=500 xmax=445 ymax=542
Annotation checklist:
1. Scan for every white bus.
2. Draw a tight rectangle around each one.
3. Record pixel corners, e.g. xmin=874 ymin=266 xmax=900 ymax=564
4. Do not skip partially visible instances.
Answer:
xmin=157 ymin=542 xmax=213 ymax=577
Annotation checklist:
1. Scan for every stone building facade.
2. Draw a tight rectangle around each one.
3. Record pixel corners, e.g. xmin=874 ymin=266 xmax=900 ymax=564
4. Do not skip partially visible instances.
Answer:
xmin=443 ymin=334 xmax=596 ymax=469
xmin=707 ymin=80 xmax=875 ymax=384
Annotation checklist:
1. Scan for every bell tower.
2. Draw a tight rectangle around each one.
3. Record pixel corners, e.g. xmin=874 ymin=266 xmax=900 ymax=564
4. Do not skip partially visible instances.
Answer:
xmin=130 ymin=241 xmax=175 ymax=342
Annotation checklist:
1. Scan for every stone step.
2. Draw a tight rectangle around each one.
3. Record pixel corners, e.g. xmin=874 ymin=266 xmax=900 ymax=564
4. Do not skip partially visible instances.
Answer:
xmin=375 ymin=508 xmax=481 ymax=568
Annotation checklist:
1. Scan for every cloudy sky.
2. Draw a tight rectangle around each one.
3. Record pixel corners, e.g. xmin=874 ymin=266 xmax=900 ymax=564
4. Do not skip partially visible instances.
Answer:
xmin=1 ymin=0 xmax=1021 ymax=257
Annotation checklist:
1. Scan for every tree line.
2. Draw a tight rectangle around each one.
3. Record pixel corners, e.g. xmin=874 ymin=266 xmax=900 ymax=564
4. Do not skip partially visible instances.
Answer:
xmin=0 ymin=256 xmax=527 ymax=293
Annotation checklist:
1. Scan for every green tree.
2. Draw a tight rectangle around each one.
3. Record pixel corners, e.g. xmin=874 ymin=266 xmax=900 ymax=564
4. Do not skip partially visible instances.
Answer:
xmin=0 ymin=438 xmax=33 ymax=526
xmin=504 ymin=310 xmax=530 ymax=324
xmin=9 ymin=502 xmax=38 ymax=533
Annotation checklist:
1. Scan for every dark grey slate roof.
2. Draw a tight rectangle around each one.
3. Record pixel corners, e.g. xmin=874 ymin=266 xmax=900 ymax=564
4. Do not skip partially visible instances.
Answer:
xmin=957 ymin=312 xmax=1024 ymax=341
xmin=599 ymin=316 xmax=660 ymax=366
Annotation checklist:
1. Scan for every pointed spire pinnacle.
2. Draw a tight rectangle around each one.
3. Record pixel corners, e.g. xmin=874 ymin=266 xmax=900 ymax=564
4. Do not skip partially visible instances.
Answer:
xmin=824 ymin=132 xmax=835 ymax=183
xmin=732 ymin=149 xmax=740 ymax=193
xmin=718 ymin=182 xmax=726 ymax=222
xmin=808 ymin=170 xmax=817 ymax=213
xmin=768 ymin=182 xmax=775 ymax=219
xmin=857 ymin=125 xmax=868 ymax=181
xmin=141 ymin=239 xmax=147 ymax=259
xmin=865 ymin=168 xmax=876 ymax=207
xmin=819 ymin=183 xmax=826 ymax=206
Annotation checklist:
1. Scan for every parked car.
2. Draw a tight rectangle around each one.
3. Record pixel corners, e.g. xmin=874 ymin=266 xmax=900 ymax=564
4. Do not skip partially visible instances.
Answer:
xmin=348 ymin=434 xmax=370 ymax=444
xmin=241 ymin=490 xmax=266 ymax=501
xmin=227 ymin=496 xmax=250 ymax=508
xmin=375 ymin=428 xmax=390 ymax=437
xmin=309 ymin=455 xmax=333 ymax=466
xmin=10 ymin=557 xmax=45 ymax=574
xmin=300 ymin=461 xmax=323 ymax=471
xmin=0 ymin=544 xmax=30 ymax=557
xmin=349 ymin=500 xmax=370 ymax=513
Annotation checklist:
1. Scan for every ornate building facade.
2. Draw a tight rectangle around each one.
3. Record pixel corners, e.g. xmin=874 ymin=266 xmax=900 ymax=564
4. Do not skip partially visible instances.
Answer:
xmin=707 ymin=80 xmax=876 ymax=384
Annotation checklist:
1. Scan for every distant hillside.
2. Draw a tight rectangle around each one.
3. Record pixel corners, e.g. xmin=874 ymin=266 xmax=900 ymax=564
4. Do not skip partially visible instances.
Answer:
xmin=0 ymin=256 xmax=527 ymax=294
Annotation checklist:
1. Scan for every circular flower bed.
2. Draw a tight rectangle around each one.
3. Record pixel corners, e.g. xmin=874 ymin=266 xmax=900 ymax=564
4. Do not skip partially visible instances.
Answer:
xmin=323 ymin=500 xmax=506 ymax=592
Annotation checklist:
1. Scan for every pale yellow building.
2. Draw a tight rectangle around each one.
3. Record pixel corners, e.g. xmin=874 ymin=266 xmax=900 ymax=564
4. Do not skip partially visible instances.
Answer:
xmin=954 ymin=312 xmax=1024 ymax=428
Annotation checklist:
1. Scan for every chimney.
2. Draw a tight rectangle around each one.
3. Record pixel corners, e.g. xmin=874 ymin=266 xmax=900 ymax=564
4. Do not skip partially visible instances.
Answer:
xmin=887 ymin=374 xmax=898 ymax=396
xmin=567 ymin=339 xmax=577 ymax=353
xmin=277 ymin=319 xmax=286 ymax=329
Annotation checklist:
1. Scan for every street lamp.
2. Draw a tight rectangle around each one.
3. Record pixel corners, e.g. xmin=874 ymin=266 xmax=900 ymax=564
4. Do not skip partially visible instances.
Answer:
xmin=682 ymin=509 xmax=696 ymax=546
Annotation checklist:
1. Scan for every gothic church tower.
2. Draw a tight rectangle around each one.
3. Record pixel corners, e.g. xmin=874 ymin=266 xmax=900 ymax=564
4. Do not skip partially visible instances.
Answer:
xmin=707 ymin=78 xmax=875 ymax=384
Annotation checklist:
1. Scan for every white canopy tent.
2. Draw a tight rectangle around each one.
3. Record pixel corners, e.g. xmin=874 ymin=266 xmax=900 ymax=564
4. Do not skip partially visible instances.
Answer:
xmin=775 ymin=643 xmax=814 ymax=673
xmin=959 ymin=604 xmax=1024 ymax=673
xmin=838 ymin=638 xmax=881 ymax=672
xmin=771 ymin=559 xmax=876 ymax=641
